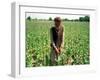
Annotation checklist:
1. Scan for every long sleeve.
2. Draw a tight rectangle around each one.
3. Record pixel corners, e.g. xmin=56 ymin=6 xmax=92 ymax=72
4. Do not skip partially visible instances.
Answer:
xmin=61 ymin=27 xmax=64 ymax=48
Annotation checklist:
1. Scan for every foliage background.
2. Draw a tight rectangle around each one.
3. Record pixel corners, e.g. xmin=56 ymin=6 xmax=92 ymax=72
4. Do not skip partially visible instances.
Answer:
xmin=26 ymin=18 xmax=90 ymax=67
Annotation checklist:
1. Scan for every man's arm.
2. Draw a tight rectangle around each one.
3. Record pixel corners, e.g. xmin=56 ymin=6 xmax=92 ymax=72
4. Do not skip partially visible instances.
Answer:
xmin=60 ymin=26 xmax=64 ymax=52
xmin=61 ymin=27 xmax=64 ymax=48
xmin=51 ymin=43 xmax=60 ymax=54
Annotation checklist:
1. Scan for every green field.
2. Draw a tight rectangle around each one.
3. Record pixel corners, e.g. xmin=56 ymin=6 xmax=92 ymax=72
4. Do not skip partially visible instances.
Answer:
xmin=26 ymin=20 xmax=90 ymax=67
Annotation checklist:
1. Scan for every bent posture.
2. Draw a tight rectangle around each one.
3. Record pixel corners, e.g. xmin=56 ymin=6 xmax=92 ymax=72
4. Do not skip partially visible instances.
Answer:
xmin=50 ymin=17 xmax=64 ymax=65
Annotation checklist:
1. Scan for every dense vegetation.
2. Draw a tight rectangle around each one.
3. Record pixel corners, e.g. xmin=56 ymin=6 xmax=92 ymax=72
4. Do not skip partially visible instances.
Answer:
xmin=26 ymin=20 xmax=90 ymax=67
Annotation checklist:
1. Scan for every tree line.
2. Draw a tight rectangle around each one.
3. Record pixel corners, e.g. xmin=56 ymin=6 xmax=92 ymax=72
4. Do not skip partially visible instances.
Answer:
xmin=27 ymin=16 xmax=90 ymax=22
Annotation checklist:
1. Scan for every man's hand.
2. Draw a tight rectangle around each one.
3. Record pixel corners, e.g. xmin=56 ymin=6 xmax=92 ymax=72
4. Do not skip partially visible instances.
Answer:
xmin=58 ymin=48 xmax=61 ymax=52
xmin=51 ymin=43 xmax=62 ymax=55
xmin=55 ymin=48 xmax=60 ymax=54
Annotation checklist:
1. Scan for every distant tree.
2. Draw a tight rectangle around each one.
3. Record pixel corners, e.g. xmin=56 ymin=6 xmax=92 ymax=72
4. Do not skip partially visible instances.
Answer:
xmin=79 ymin=16 xmax=90 ymax=22
xmin=64 ymin=18 xmax=69 ymax=21
xmin=27 ymin=16 xmax=31 ymax=21
xmin=79 ymin=17 xmax=84 ymax=22
xmin=84 ymin=16 xmax=90 ymax=22
xmin=49 ymin=17 xmax=52 ymax=21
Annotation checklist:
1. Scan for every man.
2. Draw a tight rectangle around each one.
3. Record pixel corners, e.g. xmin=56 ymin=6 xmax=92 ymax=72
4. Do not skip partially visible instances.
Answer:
xmin=50 ymin=17 xmax=64 ymax=65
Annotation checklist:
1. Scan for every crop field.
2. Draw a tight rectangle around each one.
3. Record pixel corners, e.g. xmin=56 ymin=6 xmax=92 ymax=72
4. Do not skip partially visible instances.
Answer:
xmin=26 ymin=20 xmax=90 ymax=67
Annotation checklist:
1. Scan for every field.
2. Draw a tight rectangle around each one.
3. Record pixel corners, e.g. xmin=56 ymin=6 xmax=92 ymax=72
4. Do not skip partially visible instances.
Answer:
xmin=26 ymin=20 xmax=90 ymax=67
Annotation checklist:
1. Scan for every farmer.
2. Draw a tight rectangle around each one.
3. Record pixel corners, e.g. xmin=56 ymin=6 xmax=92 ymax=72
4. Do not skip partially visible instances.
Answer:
xmin=50 ymin=17 xmax=64 ymax=65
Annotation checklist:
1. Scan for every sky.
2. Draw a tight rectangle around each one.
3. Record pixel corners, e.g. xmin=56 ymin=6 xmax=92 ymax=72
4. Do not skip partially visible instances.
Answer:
xmin=26 ymin=13 xmax=86 ymax=20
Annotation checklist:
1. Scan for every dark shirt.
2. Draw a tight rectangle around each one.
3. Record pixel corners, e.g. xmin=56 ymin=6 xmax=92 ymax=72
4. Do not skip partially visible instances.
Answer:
xmin=50 ymin=26 xmax=64 ymax=48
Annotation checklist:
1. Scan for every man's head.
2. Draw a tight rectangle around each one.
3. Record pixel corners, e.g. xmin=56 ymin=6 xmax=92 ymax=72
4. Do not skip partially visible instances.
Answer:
xmin=54 ymin=17 xmax=61 ymax=27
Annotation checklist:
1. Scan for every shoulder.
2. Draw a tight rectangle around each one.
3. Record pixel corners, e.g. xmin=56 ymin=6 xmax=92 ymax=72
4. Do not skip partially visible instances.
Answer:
xmin=60 ymin=25 xmax=64 ymax=31
xmin=50 ymin=26 xmax=55 ymax=29
xmin=50 ymin=27 xmax=55 ymax=31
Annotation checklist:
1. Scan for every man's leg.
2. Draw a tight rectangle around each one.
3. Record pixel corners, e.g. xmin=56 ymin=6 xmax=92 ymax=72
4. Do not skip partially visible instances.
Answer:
xmin=50 ymin=48 xmax=56 ymax=66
